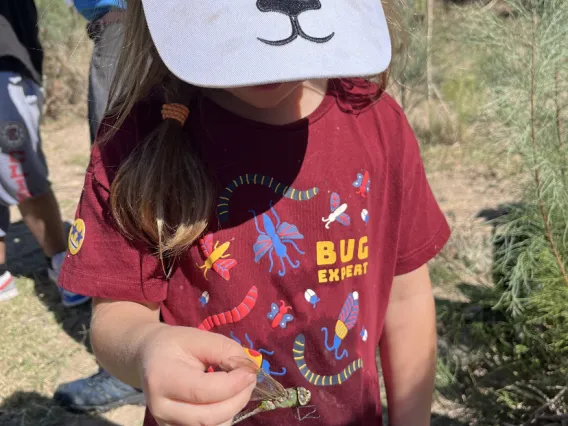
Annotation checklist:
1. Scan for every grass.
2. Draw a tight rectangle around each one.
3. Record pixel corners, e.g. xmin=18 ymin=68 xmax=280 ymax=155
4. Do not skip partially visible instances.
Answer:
xmin=0 ymin=278 xmax=85 ymax=397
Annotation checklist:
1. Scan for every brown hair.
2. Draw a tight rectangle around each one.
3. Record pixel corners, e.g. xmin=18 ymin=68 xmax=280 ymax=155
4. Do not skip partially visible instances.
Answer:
xmin=104 ymin=0 xmax=403 ymax=266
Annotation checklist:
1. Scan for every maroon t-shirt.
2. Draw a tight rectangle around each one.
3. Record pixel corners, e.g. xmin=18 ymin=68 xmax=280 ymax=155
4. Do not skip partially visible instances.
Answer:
xmin=60 ymin=79 xmax=450 ymax=426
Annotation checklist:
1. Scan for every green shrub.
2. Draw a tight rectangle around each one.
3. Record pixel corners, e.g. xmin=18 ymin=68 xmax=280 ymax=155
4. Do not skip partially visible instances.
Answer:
xmin=437 ymin=1 xmax=568 ymax=423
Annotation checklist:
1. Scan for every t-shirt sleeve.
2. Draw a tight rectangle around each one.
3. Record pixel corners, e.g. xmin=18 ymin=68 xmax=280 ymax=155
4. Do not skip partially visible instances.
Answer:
xmin=394 ymin=110 xmax=451 ymax=276
xmin=59 ymin=102 xmax=168 ymax=303
xmin=59 ymin=160 xmax=168 ymax=302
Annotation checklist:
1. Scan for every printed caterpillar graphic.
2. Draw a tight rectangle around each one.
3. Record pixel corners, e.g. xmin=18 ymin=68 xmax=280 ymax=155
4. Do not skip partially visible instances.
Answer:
xmin=198 ymin=286 xmax=258 ymax=331
xmin=293 ymin=334 xmax=363 ymax=386
xmin=217 ymin=174 xmax=319 ymax=224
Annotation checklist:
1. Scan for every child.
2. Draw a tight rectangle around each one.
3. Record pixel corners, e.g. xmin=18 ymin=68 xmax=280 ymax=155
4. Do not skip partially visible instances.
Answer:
xmin=71 ymin=0 xmax=125 ymax=145
xmin=0 ymin=0 xmax=89 ymax=307
xmin=59 ymin=0 xmax=451 ymax=425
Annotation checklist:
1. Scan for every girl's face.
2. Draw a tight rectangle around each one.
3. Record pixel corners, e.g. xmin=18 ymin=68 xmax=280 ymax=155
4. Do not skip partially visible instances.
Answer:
xmin=205 ymin=79 xmax=327 ymax=125
xmin=224 ymin=81 xmax=303 ymax=109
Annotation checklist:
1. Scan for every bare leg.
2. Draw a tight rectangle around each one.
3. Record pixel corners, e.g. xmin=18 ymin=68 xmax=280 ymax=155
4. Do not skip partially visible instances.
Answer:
xmin=18 ymin=190 xmax=66 ymax=257
xmin=0 ymin=238 xmax=5 ymax=264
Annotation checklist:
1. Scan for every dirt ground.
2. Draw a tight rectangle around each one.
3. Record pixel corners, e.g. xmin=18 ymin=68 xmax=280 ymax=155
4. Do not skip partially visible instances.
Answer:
xmin=0 ymin=115 xmax=517 ymax=426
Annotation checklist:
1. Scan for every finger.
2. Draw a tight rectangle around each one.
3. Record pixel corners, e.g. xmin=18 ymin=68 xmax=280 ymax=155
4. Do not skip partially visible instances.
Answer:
xmin=158 ymin=357 xmax=257 ymax=404
xmin=180 ymin=328 xmax=250 ymax=368
xmin=154 ymin=381 xmax=256 ymax=426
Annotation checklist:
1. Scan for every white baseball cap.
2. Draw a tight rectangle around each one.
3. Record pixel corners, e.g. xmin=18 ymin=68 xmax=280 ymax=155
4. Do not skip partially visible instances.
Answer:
xmin=141 ymin=0 xmax=392 ymax=88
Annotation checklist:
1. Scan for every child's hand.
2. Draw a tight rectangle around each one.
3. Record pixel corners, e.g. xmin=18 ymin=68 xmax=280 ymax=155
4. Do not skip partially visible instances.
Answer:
xmin=137 ymin=325 xmax=257 ymax=426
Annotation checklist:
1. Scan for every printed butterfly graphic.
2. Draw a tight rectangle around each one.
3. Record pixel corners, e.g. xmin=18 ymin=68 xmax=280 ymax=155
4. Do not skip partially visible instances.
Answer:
xmin=353 ymin=171 xmax=371 ymax=198
xmin=267 ymin=300 xmax=294 ymax=329
xmin=322 ymin=192 xmax=351 ymax=229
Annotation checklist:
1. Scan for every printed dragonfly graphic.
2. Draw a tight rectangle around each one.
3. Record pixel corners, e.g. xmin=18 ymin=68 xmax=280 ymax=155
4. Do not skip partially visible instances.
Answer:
xmin=228 ymin=356 xmax=312 ymax=424
xmin=322 ymin=192 xmax=351 ymax=229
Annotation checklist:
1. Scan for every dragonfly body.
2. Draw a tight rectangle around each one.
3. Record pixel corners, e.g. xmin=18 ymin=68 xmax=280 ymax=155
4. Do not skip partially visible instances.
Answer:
xmin=232 ymin=387 xmax=311 ymax=424
xmin=322 ymin=192 xmax=351 ymax=229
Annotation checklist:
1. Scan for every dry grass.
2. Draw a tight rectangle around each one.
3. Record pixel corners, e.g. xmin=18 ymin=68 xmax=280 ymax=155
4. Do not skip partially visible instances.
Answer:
xmin=0 ymin=118 xmax=145 ymax=426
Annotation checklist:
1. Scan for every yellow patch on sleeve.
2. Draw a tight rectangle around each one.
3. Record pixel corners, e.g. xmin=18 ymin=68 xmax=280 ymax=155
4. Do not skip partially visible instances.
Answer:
xmin=68 ymin=218 xmax=86 ymax=255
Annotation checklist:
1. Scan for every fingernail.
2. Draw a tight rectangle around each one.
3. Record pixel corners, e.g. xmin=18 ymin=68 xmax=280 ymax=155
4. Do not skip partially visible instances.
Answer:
xmin=247 ymin=373 xmax=257 ymax=384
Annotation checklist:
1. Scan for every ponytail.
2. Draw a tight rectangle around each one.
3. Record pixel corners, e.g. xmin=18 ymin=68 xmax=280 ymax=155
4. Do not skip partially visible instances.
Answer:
xmin=110 ymin=80 xmax=214 ymax=269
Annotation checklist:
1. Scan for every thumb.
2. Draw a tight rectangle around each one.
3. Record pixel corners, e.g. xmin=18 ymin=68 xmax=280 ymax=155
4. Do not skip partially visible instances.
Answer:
xmin=181 ymin=328 xmax=251 ymax=370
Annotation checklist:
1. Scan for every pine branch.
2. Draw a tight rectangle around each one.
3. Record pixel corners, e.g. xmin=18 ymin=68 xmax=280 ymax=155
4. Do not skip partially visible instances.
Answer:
xmin=555 ymin=69 xmax=565 ymax=150
xmin=555 ymin=67 xmax=566 ymax=185
xmin=529 ymin=5 xmax=568 ymax=287
xmin=525 ymin=386 xmax=567 ymax=425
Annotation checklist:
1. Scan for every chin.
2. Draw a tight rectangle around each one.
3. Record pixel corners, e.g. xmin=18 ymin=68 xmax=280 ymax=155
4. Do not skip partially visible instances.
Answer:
xmin=229 ymin=82 xmax=302 ymax=109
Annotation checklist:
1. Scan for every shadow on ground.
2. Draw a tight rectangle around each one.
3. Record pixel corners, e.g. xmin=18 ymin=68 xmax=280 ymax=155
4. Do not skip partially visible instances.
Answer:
xmin=5 ymin=220 xmax=93 ymax=353
xmin=431 ymin=414 xmax=469 ymax=426
xmin=0 ymin=391 xmax=120 ymax=426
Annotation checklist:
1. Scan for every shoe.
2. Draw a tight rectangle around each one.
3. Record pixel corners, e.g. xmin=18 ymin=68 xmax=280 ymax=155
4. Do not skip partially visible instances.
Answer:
xmin=47 ymin=251 xmax=90 ymax=308
xmin=54 ymin=368 xmax=145 ymax=413
xmin=0 ymin=271 xmax=17 ymax=302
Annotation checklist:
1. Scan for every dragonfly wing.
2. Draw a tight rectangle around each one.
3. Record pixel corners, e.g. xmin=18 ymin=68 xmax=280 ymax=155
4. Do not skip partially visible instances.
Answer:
xmin=213 ymin=259 xmax=237 ymax=280
xmin=276 ymin=222 xmax=304 ymax=240
xmin=330 ymin=192 xmax=342 ymax=212
xmin=227 ymin=356 xmax=288 ymax=401
xmin=199 ymin=234 xmax=213 ymax=258
xmin=253 ymin=234 xmax=272 ymax=261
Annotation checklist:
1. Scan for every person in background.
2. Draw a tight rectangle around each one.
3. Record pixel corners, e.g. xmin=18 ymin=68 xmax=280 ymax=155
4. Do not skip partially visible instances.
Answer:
xmin=53 ymin=0 xmax=145 ymax=414
xmin=75 ymin=0 xmax=125 ymax=145
xmin=0 ymin=1 xmax=90 ymax=307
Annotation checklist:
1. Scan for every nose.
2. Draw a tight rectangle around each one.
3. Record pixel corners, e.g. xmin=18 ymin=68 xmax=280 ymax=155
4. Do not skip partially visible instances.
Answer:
xmin=257 ymin=0 xmax=322 ymax=17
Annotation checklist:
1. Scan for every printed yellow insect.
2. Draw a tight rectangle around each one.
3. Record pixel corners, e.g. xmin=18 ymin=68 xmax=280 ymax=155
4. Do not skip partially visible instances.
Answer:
xmin=197 ymin=234 xmax=238 ymax=281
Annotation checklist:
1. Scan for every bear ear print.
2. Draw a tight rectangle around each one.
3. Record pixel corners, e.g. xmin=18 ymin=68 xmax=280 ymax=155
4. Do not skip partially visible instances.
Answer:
xmin=141 ymin=0 xmax=392 ymax=88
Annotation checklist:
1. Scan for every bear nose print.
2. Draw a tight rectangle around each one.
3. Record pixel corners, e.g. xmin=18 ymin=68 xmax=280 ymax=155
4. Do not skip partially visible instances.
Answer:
xmin=257 ymin=0 xmax=321 ymax=16
xmin=256 ymin=0 xmax=335 ymax=46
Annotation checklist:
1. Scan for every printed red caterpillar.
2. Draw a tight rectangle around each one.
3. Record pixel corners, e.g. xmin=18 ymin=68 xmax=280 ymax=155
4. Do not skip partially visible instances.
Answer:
xmin=198 ymin=286 xmax=258 ymax=331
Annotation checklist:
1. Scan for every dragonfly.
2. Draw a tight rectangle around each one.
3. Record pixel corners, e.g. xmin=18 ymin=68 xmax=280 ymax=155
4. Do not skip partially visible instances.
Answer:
xmin=228 ymin=356 xmax=312 ymax=424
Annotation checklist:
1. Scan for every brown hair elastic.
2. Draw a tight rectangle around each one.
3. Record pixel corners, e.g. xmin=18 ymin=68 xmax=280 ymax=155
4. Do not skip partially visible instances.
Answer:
xmin=161 ymin=103 xmax=190 ymax=126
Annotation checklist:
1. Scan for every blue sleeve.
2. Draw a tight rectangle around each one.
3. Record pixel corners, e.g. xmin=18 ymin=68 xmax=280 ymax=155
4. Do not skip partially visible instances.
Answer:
xmin=73 ymin=0 xmax=125 ymax=21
